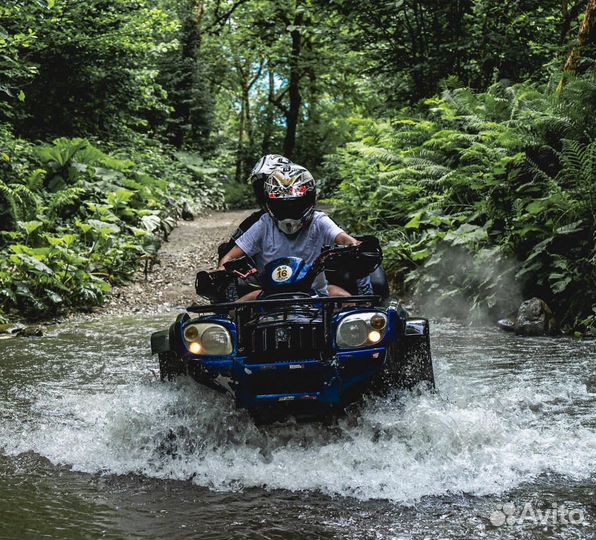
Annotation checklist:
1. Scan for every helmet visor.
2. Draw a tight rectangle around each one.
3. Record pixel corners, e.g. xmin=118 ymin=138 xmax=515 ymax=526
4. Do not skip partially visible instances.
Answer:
xmin=266 ymin=193 xmax=315 ymax=221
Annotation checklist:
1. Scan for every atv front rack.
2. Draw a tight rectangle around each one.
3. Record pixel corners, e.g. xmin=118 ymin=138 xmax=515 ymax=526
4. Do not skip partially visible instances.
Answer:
xmin=186 ymin=295 xmax=381 ymax=354
xmin=186 ymin=294 xmax=380 ymax=314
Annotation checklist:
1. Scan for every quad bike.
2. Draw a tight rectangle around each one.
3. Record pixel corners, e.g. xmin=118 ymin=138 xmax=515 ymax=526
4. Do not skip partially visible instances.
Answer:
xmin=150 ymin=237 xmax=434 ymax=420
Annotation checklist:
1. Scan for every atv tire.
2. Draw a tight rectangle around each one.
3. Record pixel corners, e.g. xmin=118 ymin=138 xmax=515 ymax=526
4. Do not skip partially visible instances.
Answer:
xmin=396 ymin=322 xmax=435 ymax=390
xmin=158 ymin=351 xmax=186 ymax=381
xmin=378 ymin=321 xmax=435 ymax=392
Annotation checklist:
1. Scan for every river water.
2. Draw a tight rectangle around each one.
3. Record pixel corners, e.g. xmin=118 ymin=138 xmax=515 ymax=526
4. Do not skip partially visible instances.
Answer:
xmin=0 ymin=313 xmax=594 ymax=539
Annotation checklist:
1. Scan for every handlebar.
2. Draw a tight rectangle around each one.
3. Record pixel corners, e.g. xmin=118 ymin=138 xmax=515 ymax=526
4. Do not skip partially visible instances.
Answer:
xmin=195 ymin=236 xmax=383 ymax=300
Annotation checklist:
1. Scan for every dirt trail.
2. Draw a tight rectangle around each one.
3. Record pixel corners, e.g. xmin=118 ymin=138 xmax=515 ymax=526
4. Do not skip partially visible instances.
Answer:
xmin=100 ymin=208 xmax=254 ymax=316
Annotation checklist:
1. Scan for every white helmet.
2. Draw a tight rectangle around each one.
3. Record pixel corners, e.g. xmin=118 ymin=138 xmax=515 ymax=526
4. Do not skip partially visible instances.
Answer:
xmin=263 ymin=161 xmax=316 ymax=235
xmin=248 ymin=154 xmax=292 ymax=208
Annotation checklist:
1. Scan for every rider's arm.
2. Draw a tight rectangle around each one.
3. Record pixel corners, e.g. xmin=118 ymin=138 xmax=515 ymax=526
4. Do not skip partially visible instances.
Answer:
xmin=217 ymin=244 xmax=247 ymax=270
xmin=335 ymin=231 xmax=361 ymax=246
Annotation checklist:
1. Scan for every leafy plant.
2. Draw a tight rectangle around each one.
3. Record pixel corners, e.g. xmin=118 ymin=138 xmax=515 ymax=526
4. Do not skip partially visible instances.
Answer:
xmin=0 ymin=134 xmax=225 ymax=319
xmin=325 ymin=74 xmax=596 ymax=330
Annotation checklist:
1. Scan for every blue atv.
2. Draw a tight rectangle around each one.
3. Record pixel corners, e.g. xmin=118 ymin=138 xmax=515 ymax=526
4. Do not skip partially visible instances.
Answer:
xmin=150 ymin=237 xmax=434 ymax=421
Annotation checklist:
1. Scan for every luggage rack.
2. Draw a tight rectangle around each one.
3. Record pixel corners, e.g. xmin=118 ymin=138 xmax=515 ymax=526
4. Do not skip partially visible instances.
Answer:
xmin=187 ymin=295 xmax=381 ymax=353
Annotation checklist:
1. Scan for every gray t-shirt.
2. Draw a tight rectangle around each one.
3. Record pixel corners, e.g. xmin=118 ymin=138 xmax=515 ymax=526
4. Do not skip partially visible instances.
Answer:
xmin=235 ymin=211 xmax=343 ymax=295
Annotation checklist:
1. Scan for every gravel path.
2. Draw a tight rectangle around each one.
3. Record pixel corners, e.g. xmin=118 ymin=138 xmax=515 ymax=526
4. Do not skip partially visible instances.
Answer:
xmin=99 ymin=208 xmax=254 ymax=316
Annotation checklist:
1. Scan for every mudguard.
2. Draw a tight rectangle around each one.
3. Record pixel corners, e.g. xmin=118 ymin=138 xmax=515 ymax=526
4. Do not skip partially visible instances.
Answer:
xmin=399 ymin=318 xmax=435 ymax=389
xmin=150 ymin=330 xmax=170 ymax=353
xmin=169 ymin=312 xmax=189 ymax=355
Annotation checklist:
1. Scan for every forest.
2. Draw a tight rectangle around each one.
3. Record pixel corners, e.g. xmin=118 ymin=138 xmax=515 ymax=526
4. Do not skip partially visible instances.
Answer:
xmin=1 ymin=0 xmax=595 ymax=334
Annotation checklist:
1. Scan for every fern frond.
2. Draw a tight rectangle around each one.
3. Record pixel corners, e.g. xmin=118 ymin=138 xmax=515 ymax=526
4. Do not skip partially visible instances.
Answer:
xmin=48 ymin=187 xmax=86 ymax=218
xmin=405 ymin=157 xmax=452 ymax=178
xmin=348 ymin=142 xmax=400 ymax=165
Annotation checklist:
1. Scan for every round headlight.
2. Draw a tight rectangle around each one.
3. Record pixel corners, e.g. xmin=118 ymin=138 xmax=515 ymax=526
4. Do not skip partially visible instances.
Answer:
xmin=337 ymin=318 xmax=368 ymax=348
xmin=368 ymin=330 xmax=382 ymax=343
xmin=370 ymin=313 xmax=387 ymax=330
xmin=188 ymin=341 xmax=202 ymax=354
xmin=200 ymin=325 xmax=232 ymax=356
xmin=184 ymin=325 xmax=200 ymax=341
xmin=183 ymin=322 xmax=233 ymax=356
xmin=336 ymin=311 xmax=388 ymax=349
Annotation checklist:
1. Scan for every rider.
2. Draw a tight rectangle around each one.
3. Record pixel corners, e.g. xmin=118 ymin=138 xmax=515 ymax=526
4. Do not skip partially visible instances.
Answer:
xmin=218 ymin=156 xmax=359 ymax=300
xmin=217 ymin=154 xmax=288 ymax=261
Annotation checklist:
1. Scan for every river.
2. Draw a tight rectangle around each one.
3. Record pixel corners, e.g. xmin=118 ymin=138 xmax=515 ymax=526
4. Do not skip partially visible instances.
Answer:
xmin=1 ymin=313 xmax=594 ymax=539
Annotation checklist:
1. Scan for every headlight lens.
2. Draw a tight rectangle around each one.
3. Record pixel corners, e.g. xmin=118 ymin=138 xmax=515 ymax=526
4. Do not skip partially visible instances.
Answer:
xmin=336 ymin=312 xmax=387 ymax=349
xmin=337 ymin=318 xmax=368 ymax=348
xmin=183 ymin=323 xmax=233 ymax=356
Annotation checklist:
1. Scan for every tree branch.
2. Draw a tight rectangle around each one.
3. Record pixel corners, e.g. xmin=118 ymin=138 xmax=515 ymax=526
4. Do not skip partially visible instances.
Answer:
xmin=270 ymin=86 xmax=289 ymax=117
xmin=205 ymin=0 xmax=250 ymax=34
xmin=248 ymin=62 xmax=264 ymax=90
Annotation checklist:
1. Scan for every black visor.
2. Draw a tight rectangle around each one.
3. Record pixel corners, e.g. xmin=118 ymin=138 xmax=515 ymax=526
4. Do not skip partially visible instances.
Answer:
xmin=266 ymin=192 xmax=315 ymax=221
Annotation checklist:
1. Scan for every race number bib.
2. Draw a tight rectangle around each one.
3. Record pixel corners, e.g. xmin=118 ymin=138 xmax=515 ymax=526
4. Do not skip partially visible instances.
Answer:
xmin=272 ymin=264 xmax=293 ymax=283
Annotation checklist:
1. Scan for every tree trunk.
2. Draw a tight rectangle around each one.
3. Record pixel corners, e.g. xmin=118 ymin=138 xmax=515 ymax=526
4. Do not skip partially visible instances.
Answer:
xmin=558 ymin=0 xmax=596 ymax=92
xmin=235 ymin=77 xmax=248 ymax=183
xmin=235 ymin=61 xmax=262 ymax=181
xmin=171 ymin=0 xmax=205 ymax=148
xmin=282 ymin=9 xmax=303 ymax=160
xmin=262 ymin=61 xmax=276 ymax=154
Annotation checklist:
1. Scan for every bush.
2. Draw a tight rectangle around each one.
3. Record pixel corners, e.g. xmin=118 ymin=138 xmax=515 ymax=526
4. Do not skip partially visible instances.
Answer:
xmin=324 ymin=74 xmax=596 ymax=331
xmin=0 ymin=128 xmax=224 ymax=320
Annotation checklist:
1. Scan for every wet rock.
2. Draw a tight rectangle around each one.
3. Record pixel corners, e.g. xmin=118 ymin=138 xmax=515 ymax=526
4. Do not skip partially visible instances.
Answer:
xmin=497 ymin=317 xmax=515 ymax=332
xmin=17 ymin=326 xmax=44 ymax=337
xmin=0 ymin=323 xmax=24 ymax=335
xmin=513 ymin=298 xmax=556 ymax=336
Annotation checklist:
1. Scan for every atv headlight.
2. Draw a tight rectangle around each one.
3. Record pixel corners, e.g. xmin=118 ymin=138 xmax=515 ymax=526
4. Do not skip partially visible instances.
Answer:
xmin=336 ymin=312 xmax=387 ymax=349
xmin=183 ymin=323 xmax=233 ymax=356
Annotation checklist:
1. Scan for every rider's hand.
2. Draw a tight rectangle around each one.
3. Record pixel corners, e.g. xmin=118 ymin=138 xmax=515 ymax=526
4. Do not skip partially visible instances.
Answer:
xmin=335 ymin=231 xmax=361 ymax=247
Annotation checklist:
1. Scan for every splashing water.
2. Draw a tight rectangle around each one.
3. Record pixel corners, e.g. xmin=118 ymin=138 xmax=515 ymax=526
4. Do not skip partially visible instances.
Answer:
xmin=1 ymin=315 xmax=594 ymax=507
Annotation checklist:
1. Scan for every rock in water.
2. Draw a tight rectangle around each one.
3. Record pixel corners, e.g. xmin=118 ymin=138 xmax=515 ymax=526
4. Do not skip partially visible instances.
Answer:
xmin=17 ymin=326 xmax=44 ymax=337
xmin=497 ymin=318 xmax=515 ymax=332
xmin=0 ymin=323 xmax=24 ymax=339
xmin=514 ymin=298 xmax=556 ymax=336
xmin=0 ymin=323 xmax=22 ymax=334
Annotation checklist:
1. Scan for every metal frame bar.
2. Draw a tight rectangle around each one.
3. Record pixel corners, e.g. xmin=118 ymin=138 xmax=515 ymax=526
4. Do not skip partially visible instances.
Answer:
xmin=186 ymin=295 xmax=381 ymax=355
xmin=186 ymin=295 xmax=380 ymax=314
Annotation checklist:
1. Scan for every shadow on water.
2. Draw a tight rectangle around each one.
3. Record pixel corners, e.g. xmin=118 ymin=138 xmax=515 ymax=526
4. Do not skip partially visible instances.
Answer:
xmin=0 ymin=314 xmax=594 ymax=539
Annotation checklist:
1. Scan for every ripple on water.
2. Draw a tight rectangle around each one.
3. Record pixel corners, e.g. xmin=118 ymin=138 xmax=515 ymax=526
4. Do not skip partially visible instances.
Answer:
xmin=0 ymin=315 xmax=595 ymax=504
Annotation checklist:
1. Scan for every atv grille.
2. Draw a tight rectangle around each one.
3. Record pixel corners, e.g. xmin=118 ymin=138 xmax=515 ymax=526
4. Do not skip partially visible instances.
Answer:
xmin=245 ymin=323 xmax=325 ymax=363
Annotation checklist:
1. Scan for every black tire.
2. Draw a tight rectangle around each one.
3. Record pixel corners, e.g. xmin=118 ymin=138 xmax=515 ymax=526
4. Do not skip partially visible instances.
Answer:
xmin=158 ymin=351 xmax=186 ymax=381
xmin=396 ymin=332 xmax=435 ymax=390
xmin=368 ymin=342 xmax=400 ymax=394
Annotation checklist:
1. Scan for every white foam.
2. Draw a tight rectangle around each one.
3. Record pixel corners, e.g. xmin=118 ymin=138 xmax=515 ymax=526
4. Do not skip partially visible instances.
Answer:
xmin=1 ymin=319 xmax=595 ymax=503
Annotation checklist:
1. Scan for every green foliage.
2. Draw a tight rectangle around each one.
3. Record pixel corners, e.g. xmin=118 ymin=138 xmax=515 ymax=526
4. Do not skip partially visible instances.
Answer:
xmin=224 ymin=180 xmax=255 ymax=210
xmin=326 ymin=74 xmax=596 ymax=330
xmin=2 ymin=0 xmax=177 ymax=139
xmin=326 ymin=0 xmax=573 ymax=102
xmin=0 ymin=131 xmax=224 ymax=319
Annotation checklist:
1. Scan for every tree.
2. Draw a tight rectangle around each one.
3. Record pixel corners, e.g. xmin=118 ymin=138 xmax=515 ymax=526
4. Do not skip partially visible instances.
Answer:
xmin=558 ymin=0 xmax=596 ymax=91
xmin=158 ymin=0 xmax=215 ymax=148
xmin=5 ymin=0 xmax=176 ymax=140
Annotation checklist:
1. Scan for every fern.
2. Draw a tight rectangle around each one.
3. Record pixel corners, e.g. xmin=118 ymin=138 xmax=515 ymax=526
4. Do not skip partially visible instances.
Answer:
xmin=47 ymin=187 xmax=86 ymax=218
xmin=348 ymin=142 xmax=400 ymax=165
xmin=0 ymin=180 xmax=38 ymax=228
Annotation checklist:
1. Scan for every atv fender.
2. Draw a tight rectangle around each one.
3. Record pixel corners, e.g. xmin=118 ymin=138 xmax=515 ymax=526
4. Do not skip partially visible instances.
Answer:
xmin=150 ymin=312 xmax=189 ymax=355
xmin=169 ymin=312 xmax=190 ymax=355
xmin=398 ymin=318 xmax=435 ymax=390
xmin=150 ymin=330 xmax=170 ymax=353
